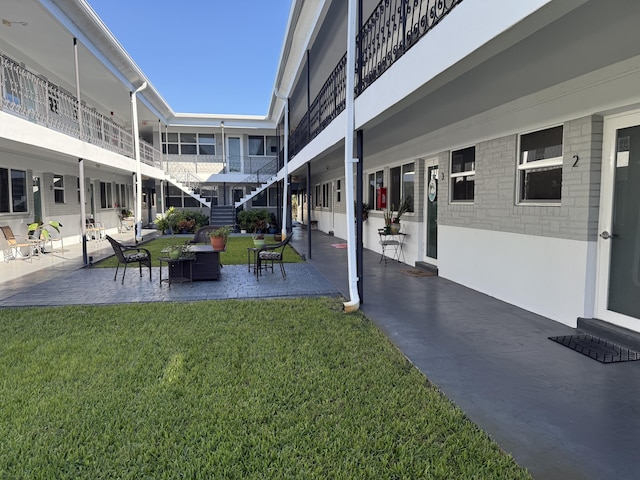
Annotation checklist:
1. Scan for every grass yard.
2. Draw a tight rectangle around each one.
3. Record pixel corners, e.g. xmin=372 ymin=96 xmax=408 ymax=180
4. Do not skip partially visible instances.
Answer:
xmin=97 ymin=235 xmax=303 ymax=268
xmin=0 ymin=298 xmax=531 ymax=479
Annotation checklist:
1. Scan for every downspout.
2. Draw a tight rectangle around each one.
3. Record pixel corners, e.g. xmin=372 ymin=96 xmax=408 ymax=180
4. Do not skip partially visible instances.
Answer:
xmin=131 ymin=81 xmax=147 ymax=242
xmin=73 ymin=37 xmax=88 ymax=265
xmin=274 ymin=90 xmax=289 ymax=238
xmin=343 ymin=0 xmax=360 ymax=312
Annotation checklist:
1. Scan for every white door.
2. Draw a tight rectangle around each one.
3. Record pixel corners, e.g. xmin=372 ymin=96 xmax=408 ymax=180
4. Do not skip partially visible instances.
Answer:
xmin=227 ymin=137 xmax=242 ymax=172
xmin=422 ymin=158 xmax=438 ymax=264
xmin=595 ymin=111 xmax=640 ymax=330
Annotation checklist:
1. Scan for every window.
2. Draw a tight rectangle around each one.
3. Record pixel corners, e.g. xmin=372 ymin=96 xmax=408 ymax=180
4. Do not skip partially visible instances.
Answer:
xmin=253 ymin=190 xmax=267 ymax=206
xmin=368 ymin=170 xmax=384 ymax=210
xmin=162 ymin=133 xmax=179 ymax=154
xmin=179 ymin=133 xmax=197 ymax=155
xmin=450 ymin=147 xmax=475 ymax=202
xmin=389 ymin=162 xmax=415 ymax=212
xmin=268 ymin=186 xmax=280 ymax=207
xmin=53 ymin=174 xmax=65 ymax=204
xmin=198 ymin=134 xmax=215 ymax=155
xmin=518 ymin=126 xmax=563 ymax=202
xmin=99 ymin=181 xmax=112 ymax=209
xmin=249 ymin=136 xmax=265 ymax=156
xmin=162 ymin=132 xmax=215 ymax=155
xmin=0 ymin=168 xmax=27 ymax=213
xmin=336 ymin=179 xmax=341 ymax=203
xmin=249 ymin=135 xmax=279 ymax=156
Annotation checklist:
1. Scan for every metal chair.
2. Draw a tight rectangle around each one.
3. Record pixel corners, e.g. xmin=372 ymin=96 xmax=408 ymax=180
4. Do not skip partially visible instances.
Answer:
xmin=1 ymin=225 xmax=35 ymax=261
xmin=256 ymin=234 xmax=292 ymax=280
xmin=106 ymin=235 xmax=152 ymax=284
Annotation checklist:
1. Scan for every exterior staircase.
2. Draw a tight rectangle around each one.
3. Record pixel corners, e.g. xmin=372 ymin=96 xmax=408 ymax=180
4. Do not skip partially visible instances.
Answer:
xmin=234 ymin=175 xmax=278 ymax=208
xmin=210 ymin=205 xmax=236 ymax=227
xmin=164 ymin=165 xmax=211 ymax=209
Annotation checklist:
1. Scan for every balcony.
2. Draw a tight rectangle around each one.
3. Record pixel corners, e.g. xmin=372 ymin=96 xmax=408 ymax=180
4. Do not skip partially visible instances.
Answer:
xmin=289 ymin=0 xmax=463 ymax=157
xmin=166 ymin=154 xmax=279 ymax=183
xmin=0 ymin=52 xmax=161 ymax=169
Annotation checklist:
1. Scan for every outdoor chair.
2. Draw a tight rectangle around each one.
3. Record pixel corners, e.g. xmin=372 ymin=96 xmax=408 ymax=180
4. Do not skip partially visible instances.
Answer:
xmin=256 ymin=234 xmax=292 ymax=280
xmin=189 ymin=225 xmax=218 ymax=244
xmin=106 ymin=235 xmax=152 ymax=284
xmin=1 ymin=225 xmax=35 ymax=261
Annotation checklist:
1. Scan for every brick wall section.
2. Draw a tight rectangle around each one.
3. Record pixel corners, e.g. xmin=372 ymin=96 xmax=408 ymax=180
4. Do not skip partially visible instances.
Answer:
xmin=439 ymin=115 xmax=603 ymax=242
xmin=42 ymin=172 xmax=81 ymax=219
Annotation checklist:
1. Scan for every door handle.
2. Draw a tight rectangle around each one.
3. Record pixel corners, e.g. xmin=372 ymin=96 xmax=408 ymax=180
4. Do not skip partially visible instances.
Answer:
xmin=600 ymin=231 xmax=612 ymax=239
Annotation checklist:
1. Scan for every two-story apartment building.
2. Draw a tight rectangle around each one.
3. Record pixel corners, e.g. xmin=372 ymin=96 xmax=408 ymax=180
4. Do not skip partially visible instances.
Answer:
xmin=2 ymin=0 xmax=639 ymax=334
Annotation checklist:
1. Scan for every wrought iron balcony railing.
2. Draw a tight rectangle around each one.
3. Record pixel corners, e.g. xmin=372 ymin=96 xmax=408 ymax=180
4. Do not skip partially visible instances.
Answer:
xmin=0 ymin=53 xmax=161 ymax=169
xmin=288 ymin=0 xmax=463 ymax=157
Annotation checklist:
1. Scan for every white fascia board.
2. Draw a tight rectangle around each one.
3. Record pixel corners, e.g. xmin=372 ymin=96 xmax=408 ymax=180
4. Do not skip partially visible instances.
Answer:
xmin=355 ymin=0 xmax=586 ymax=129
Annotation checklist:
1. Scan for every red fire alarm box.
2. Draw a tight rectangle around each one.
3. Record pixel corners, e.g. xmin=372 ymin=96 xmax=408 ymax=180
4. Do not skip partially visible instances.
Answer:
xmin=377 ymin=187 xmax=387 ymax=209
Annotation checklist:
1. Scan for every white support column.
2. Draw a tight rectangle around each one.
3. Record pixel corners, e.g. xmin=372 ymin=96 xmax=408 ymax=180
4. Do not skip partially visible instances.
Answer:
xmin=343 ymin=0 xmax=360 ymax=312
xmin=131 ymin=81 xmax=147 ymax=242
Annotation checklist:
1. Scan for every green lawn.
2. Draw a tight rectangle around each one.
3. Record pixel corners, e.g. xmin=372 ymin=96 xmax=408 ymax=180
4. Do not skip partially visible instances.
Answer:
xmin=97 ymin=235 xmax=303 ymax=268
xmin=0 ymin=298 xmax=531 ymax=479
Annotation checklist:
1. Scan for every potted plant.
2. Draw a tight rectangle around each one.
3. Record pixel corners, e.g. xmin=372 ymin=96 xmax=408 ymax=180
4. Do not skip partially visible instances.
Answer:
xmin=208 ymin=226 xmax=231 ymax=250
xmin=165 ymin=243 xmax=194 ymax=260
xmin=384 ymin=196 xmax=411 ymax=234
xmin=253 ymin=232 xmax=265 ymax=248
xmin=177 ymin=218 xmax=196 ymax=234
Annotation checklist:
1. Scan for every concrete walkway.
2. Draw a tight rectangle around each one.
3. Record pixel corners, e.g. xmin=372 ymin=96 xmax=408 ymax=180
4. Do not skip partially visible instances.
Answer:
xmin=292 ymin=229 xmax=640 ymax=480
xmin=1 ymin=226 xmax=639 ymax=479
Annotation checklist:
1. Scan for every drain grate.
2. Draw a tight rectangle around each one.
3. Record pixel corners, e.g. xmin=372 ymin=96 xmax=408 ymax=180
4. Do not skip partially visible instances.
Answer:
xmin=549 ymin=333 xmax=640 ymax=364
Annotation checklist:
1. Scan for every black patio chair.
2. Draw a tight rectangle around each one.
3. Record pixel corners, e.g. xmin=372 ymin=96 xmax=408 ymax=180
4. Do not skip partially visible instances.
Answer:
xmin=189 ymin=225 xmax=217 ymax=244
xmin=256 ymin=234 xmax=292 ymax=280
xmin=106 ymin=235 xmax=152 ymax=284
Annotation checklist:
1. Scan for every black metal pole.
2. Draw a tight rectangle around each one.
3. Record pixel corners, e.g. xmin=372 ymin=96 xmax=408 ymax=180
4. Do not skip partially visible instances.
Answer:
xmin=307 ymin=161 xmax=312 ymax=259
xmin=357 ymin=129 xmax=364 ymax=304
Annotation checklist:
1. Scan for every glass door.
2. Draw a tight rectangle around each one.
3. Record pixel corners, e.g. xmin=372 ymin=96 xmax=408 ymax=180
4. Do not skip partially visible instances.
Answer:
xmin=596 ymin=112 xmax=640 ymax=327
xmin=32 ymin=176 xmax=42 ymax=223
xmin=424 ymin=159 xmax=438 ymax=262
xmin=227 ymin=137 xmax=241 ymax=172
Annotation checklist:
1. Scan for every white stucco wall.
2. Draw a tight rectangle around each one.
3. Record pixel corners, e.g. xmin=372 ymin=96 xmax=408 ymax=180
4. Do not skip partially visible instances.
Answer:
xmin=438 ymin=225 xmax=597 ymax=327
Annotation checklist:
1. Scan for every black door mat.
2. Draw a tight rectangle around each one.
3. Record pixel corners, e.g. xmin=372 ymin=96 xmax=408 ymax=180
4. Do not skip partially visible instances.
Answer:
xmin=549 ymin=333 xmax=640 ymax=364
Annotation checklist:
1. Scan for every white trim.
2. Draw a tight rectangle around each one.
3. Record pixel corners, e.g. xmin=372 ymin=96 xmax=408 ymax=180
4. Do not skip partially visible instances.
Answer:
xmin=595 ymin=109 xmax=640 ymax=331
xmin=422 ymin=158 xmax=439 ymax=266
xmin=517 ymin=156 xmax=563 ymax=170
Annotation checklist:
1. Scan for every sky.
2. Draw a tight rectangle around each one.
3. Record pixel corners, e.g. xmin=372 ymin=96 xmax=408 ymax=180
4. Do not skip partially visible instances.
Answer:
xmin=87 ymin=0 xmax=292 ymax=116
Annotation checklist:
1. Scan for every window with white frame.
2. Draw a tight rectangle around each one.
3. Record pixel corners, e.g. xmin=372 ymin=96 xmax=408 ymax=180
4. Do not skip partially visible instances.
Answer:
xmin=179 ymin=133 xmax=197 ymax=155
xmin=390 ymin=162 xmax=415 ymax=212
xmin=368 ymin=170 xmax=384 ymax=210
xmin=249 ymin=135 xmax=279 ymax=156
xmin=518 ymin=125 xmax=563 ymax=202
xmin=450 ymin=147 xmax=475 ymax=202
xmin=53 ymin=174 xmax=65 ymax=204
xmin=336 ymin=179 xmax=341 ymax=203
xmin=198 ymin=134 xmax=215 ymax=155
xmin=99 ymin=181 xmax=112 ymax=209
xmin=162 ymin=132 xmax=216 ymax=155
xmin=0 ymin=168 xmax=27 ymax=213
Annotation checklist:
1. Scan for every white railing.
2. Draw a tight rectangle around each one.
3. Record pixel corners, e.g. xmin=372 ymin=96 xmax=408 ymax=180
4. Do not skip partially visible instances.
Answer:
xmin=0 ymin=53 xmax=161 ymax=168
xmin=165 ymin=154 xmax=226 ymax=174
